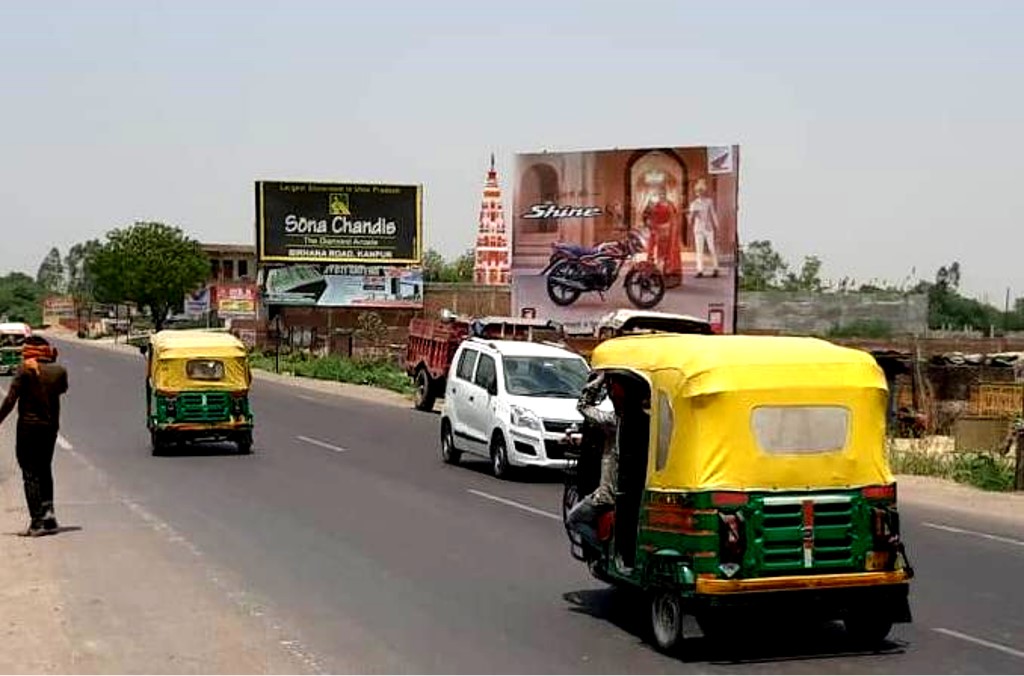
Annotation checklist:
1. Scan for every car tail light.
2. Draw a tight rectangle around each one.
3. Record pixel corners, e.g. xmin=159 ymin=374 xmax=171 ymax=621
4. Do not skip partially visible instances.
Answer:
xmin=231 ymin=392 xmax=246 ymax=415
xmin=165 ymin=397 xmax=177 ymax=419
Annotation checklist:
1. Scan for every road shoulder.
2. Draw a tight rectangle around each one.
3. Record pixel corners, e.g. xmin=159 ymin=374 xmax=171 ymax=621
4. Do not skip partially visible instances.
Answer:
xmin=897 ymin=473 xmax=1024 ymax=529
xmin=0 ymin=421 xmax=316 ymax=674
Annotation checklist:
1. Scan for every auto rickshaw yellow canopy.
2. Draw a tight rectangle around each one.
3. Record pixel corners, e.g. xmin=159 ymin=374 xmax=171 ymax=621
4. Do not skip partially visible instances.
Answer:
xmin=148 ymin=330 xmax=250 ymax=392
xmin=590 ymin=334 xmax=893 ymax=492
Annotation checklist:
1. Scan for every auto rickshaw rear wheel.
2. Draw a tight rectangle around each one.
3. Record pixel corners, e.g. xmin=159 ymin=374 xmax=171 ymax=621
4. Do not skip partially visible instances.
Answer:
xmin=237 ymin=432 xmax=253 ymax=455
xmin=150 ymin=430 xmax=167 ymax=456
xmin=650 ymin=590 xmax=686 ymax=654
xmin=843 ymin=613 xmax=893 ymax=647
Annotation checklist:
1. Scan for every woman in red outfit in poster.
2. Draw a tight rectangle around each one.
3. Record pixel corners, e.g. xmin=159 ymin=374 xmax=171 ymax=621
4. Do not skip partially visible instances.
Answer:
xmin=641 ymin=184 xmax=682 ymax=286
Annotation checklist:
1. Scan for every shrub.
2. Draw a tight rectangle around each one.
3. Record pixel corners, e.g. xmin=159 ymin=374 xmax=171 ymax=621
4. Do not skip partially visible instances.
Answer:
xmin=889 ymin=447 xmax=1015 ymax=492
xmin=249 ymin=352 xmax=411 ymax=395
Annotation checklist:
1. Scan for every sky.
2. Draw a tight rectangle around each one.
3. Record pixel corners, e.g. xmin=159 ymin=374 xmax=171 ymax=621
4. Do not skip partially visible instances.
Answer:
xmin=2 ymin=1 xmax=1023 ymax=304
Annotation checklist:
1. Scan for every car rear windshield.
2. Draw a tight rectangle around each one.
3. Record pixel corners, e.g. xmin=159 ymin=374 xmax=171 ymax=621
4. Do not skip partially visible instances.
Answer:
xmin=503 ymin=356 xmax=589 ymax=398
xmin=186 ymin=359 xmax=225 ymax=381
xmin=751 ymin=405 xmax=850 ymax=454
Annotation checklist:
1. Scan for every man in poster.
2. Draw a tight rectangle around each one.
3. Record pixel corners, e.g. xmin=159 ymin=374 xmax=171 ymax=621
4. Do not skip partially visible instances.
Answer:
xmin=687 ymin=178 xmax=720 ymax=278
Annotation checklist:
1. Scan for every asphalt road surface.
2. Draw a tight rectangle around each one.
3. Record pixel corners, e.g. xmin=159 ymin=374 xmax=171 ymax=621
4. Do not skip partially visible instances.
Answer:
xmin=28 ymin=337 xmax=1024 ymax=673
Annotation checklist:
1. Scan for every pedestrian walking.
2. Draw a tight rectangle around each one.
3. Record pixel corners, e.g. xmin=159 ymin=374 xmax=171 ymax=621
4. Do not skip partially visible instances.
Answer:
xmin=0 ymin=335 xmax=68 ymax=536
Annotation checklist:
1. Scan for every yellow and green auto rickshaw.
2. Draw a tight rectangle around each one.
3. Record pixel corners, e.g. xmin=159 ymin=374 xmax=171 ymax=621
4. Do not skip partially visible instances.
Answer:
xmin=0 ymin=322 xmax=32 ymax=376
xmin=142 ymin=330 xmax=254 ymax=455
xmin=562 ymin=333 xmax=913 ymax=655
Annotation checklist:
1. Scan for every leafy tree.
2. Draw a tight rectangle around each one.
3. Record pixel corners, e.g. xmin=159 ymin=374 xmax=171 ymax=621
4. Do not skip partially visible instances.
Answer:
xmin=739 ymin=240 xmax=789 ymax=291
xmin=782 ymin=255 xmax=824 ymax=292
xmin=89 ymin=222 xmax=208 ymax=331
xmin=451 ymin=249 xmax=476 ymax=282
xmin=421 ymin=248 xmax=476 ymax=283
xmin=36 ymin=247 xmax=65 ymax=295
xmin=0 ymin=272 xmax=43 ymax=326
xmin=421 ymin=249 xmax=447 ymax=282
xmin=65 ymin=239 xmax=103 ymax=329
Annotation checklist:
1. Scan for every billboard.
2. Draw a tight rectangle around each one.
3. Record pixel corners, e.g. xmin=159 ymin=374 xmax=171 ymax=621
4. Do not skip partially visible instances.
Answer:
xmin=212 ymin=282 xmax=258 ymax=318
xmin=183 ymin=287 xmax=211 ymax=318
xmin=511 ymin=145 xmax=739 ymax=333
xmin=255 ymin=180 xmax=422 ymax=265
xmin=263 ymin=264 xmax=423 ymax=308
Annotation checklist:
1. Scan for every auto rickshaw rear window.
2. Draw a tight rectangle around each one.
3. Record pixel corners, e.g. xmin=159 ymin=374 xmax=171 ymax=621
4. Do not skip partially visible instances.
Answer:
xmin=751 ymin=405 xmax=850 ymax=454
xmin=185 ymin=359 xmax=226 ymax=381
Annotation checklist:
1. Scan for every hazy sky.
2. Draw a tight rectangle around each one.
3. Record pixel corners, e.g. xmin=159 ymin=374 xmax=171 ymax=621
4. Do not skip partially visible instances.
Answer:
xmin=2 ymin=1 xmax=1022 ymax=303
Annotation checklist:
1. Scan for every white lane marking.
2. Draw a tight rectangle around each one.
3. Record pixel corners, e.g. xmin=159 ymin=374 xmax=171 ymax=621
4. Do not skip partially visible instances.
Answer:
xmin=56 ymin=434 xmax=73 ymax=450
xmin=467 ymin=488 xmax=561 ymax=521
xmin=933 ymin=628 xmax=1024 ymax=660
xmin=297 ymin=394 xmax=318 ymax=402
xmin=923 ymin=522 xmax=1024 ymax=548
xmin=83 ymin=366 xmax=95 ymax=373
xmin=296 ymin=435 xmax=346 ymax=453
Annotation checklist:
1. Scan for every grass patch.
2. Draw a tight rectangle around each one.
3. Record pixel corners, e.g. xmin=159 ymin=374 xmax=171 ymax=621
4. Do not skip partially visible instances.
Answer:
xmin=250 ymin=353 xmax=413 ymax=396
xmin=889 ymin=447 xmax=1016 ymax=492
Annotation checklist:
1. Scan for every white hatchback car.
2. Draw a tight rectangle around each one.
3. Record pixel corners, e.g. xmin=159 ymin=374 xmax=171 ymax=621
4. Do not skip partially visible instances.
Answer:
xmin=439 ymin=338 xmax=599 ymax=478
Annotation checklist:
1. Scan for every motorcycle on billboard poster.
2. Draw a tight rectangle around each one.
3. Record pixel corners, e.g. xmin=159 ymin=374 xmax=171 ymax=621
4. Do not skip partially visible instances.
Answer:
xmin=540 ymin=226 xmax=666 ymax=310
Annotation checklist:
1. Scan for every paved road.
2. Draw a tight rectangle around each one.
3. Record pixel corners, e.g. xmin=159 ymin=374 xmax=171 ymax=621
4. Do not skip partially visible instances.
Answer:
xmin=31 ymin=337 xmax=1024 ymax=673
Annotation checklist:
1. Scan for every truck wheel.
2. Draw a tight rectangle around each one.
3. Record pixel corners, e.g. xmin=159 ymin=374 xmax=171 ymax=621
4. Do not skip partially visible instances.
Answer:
xmin=413 ymin=370 xmax=436 ymax=412
xmin=440 ymin=421 xmax=461 ymax=465
xmin=650 ymin=590 xmax=686 ymax=654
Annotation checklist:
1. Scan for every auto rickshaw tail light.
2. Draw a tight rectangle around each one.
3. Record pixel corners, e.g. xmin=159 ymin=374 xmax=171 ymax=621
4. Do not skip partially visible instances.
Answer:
xmin=646 ymin=504 xmax=698 ymax=534
xmin=711 ymin=492 xmax=749 ymax=507
xmin=861 ymin=484 xmax=895 ymax=502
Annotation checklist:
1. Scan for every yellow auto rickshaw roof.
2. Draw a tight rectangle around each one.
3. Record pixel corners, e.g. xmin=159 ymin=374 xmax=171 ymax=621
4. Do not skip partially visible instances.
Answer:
xmin=590 ymin=333 xmax=886 ymax=396
xmin=149 ymin=329 xmax=247 ymax=360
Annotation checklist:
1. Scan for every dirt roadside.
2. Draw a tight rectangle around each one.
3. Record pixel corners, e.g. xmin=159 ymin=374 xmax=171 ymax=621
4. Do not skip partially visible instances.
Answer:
xmin=0 ymin=397 xmax=320 ymax=674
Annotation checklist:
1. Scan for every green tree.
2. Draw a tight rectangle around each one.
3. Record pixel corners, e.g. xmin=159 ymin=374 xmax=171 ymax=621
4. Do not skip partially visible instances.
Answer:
xmin=782 ymin=255 xmax=824 ymax=292
xmin=739 ymin=240 xmax=789 ymax=291
xmin=421 ymin=249 xmax=447 ymax=282
xmin=36 ymin=247 xmax=65 ymax=296
xmin=65 ymin=239 xmax=103 ymax=329
xmin=451 ymin=249 xmax=476 ymax=282
xmin=89 ymin=222 xmax=209 ymax=331
xmin=0 ymin=272 xmax=44 ymax=326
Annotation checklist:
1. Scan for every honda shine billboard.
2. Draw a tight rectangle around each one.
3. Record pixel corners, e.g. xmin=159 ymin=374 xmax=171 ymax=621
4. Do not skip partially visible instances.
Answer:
xmin=511 ymin=146 xmax=739 ymax=333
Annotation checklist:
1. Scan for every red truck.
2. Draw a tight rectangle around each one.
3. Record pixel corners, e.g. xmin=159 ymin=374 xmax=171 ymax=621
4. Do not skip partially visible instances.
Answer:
xmin=403 ymin=309 xmax=713 ymax=411
xmin=403 ymin=313 xmax=564 ymax=411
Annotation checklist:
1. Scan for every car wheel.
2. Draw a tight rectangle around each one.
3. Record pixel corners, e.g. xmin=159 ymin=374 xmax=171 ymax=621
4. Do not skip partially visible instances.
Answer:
xmin=440 ymin=421 xmax=461 ymax=465
xmin=650 ymin=590 xmax=686 ymax=655
xmin=491 ymin=435 xmax=511 ymax=479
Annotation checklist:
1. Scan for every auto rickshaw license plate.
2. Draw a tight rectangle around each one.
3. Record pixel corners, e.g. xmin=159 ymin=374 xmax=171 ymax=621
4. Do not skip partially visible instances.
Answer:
xmin=866 ymin=551 xmax=889 ymax=571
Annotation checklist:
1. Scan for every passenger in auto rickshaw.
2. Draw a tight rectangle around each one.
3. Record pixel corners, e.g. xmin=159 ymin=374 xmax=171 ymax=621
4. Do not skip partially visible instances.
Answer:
xmin=566 ymin=372 xmax=650 ymax=567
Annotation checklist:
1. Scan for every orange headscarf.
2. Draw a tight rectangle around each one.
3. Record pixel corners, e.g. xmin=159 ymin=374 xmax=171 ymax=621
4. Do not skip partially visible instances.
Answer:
xmin=22 ymin=343 xmax=56 ymax=374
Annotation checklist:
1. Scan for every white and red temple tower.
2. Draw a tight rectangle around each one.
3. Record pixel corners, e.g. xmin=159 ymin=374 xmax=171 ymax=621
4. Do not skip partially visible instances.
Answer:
xmin=473 ymin=153 xmax=511 ymax=286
